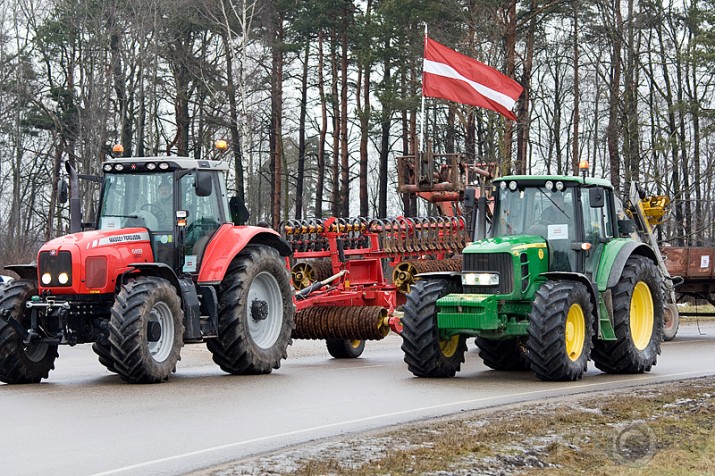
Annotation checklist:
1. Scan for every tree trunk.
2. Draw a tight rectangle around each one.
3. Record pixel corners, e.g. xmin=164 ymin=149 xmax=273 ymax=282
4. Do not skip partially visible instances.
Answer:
xmin=270 ymin=14 xmax=284 ymax=229
xmin=296 ymin=40 xmax=310 ymax=219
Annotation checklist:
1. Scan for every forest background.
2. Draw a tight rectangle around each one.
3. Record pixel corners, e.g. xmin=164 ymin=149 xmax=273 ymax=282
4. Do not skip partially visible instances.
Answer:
xmin=0 ymin=0 xmax=713 ymax=267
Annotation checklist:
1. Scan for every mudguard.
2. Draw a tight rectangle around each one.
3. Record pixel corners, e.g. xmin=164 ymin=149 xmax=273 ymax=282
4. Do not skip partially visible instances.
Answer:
xmin=596 ymin=239 xmax=658 ymax=291
xmin=197 ymin=224 xmax=292 ymax=284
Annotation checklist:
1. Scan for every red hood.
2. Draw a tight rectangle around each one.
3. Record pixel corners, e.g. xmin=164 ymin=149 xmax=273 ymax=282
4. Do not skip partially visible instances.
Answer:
xmin=41 ymin=228 xmax=151 ymax=252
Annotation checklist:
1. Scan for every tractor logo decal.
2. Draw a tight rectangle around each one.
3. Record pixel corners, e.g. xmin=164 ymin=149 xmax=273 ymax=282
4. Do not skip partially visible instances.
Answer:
xmin=91 ymin=231 xmax=150 ymax=248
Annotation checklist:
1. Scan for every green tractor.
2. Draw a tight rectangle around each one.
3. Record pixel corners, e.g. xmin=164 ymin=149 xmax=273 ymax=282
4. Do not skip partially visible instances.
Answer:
xmin=400 ymin=174 xmax=677 ymax=381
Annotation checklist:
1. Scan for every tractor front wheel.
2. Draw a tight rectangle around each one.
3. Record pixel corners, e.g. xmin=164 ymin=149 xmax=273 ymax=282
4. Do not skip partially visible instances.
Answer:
xmin=401 ymin=279 xmax=466 ymax=378
xmin=477 ymin=336 xmax=530 ymax=371
xmin=326 ymin=339 xmax=365 ymax=358
xmin=527 ymin=280 xmax=593 ymax=381
xmin=0 ymin=280 xmax=58 ymax=384
xmin=592 ymin=256 xmax=663 ymax=373
xmin=109 ymin=277 xmax=184 ymax=383
xmin=207 ymin=245 xmax=294 ymax=374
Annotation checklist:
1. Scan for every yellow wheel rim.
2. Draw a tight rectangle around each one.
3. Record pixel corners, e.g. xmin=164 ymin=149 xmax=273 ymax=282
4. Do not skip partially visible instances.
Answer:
xmin=565 ymin=303 xmax=586 ymax=362
xmin=440 ymin=335 xmax=460 ymax=358
xmin=630 ymin=282 xmax=654 ymax=350
xmin=349 ymin=340 xmax=362 ymax=349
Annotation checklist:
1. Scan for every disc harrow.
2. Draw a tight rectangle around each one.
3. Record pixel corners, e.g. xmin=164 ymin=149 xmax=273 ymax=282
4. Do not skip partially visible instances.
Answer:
xmin=291 ymin=260 xmax=333 ymax=290
xmin=392 ymin=256 xmax=463 ymax=294
xmin=283 ymin=216 xmax=466 ymax=256
xmin=293 ymin=306 xmax=390 ymax=340
xmin=283 ymin=215 xmax=468 ymax=347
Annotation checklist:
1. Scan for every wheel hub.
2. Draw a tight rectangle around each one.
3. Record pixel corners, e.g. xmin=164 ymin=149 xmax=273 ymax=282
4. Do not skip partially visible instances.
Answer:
xmin=147 ymin=321 xmax=162 ymax=342
xmin=251 ymin=300 xmax=269 ymax=321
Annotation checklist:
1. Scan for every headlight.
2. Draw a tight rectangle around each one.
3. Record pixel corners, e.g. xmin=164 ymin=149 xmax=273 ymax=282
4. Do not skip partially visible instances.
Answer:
xmin=41 ymin=273 xmax=52 ymax=285
xmin=58 ymin=272 xmax=69 ymax=285
xmin=461 ymin=272 xmax=500 ymax=286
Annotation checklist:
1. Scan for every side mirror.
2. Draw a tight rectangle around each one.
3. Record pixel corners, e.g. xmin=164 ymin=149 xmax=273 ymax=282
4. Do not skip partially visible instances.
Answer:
xmin=195 ymin=171 xmax=213 ymax=197
xmin=589 ymin=187 xmax=605 ymax=208
xmin=618 ymin=219 xmax=637 ymax=236
xmin=58 ymin=179 xmax=69 ymax=204
xmin=229 ymin=196 xmax=250 ymax=225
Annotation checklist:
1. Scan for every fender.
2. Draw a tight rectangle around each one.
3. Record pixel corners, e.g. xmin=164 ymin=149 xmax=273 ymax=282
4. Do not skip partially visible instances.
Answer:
xmin=197 ymin=224 xmax=292 ymax=284
xmin=4 ymin=264 xmax=37 ymax=281
xmin=541 ymin=271 xmax=599 ymax=333
xmin=596 ymin=239 xmax=657 ymax=291
xmin=122 ymin=262 xmax=181 ymax=292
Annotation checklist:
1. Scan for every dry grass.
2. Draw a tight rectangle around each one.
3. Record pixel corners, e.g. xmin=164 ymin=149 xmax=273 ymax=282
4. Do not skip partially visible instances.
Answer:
xmin=219 ymin=377 xmax=715 ymax=476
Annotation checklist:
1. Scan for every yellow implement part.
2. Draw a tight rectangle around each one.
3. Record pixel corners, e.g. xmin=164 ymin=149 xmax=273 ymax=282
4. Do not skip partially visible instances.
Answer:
xmin=640 ymin=195 xmax=670 ymax=226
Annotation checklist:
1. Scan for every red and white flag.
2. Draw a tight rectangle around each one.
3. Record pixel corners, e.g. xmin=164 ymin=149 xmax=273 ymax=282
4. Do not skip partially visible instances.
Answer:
xmin=422 ymin=37 xmax=523 ymax=121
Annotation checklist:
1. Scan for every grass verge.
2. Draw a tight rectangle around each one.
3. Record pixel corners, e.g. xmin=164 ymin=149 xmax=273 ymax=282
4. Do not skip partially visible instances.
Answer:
xmin=206 ymin=377 xmax=715 ymax=476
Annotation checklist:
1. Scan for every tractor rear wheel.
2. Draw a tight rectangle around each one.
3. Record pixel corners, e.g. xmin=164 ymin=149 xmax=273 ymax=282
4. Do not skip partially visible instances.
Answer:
xmin=476 ymin=336 xmax=530 ymax=371
xmin=207 ymin=245 xmax=294 ymax=374
xmin=401 ymin=279 xmax=466 ymax=378
xmin=592 ymin=256 xmax=663 ymax=373
xmin=109 ymin=277 xmax=184 ymax=383
xmin=326 ymin=339 xmax=365 ymax=358
xmin=0 ymin=280 xmax=58 ymax=384
xmin=527 ymin=280 xmax=593 ymax=381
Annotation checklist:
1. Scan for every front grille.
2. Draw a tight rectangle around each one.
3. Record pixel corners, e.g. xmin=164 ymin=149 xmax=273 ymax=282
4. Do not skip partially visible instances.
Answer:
xmin=39 ymin=251 xmax=73 ymax=287
xmin=463 ymin=252 xmax=513 ymax=294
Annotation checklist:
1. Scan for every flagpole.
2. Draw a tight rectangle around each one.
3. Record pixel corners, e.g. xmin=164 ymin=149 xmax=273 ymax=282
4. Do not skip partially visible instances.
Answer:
xmin=419 ymin=23 xmax=427 ymax=155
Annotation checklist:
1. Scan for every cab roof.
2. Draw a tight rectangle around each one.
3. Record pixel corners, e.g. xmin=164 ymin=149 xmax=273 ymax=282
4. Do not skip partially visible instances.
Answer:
xmin=494 ymin=174 xmax=613 ymax=189
xmin=102 ymin=156 xmax=229 ymax=172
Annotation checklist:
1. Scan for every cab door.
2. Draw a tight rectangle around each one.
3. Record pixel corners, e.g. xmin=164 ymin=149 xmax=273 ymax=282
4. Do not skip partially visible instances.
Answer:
xmin=581 ymin=187 xmax=614 ymax=280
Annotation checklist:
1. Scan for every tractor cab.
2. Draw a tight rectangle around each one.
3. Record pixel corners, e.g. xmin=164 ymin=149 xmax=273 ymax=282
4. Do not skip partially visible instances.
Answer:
xmin=489 ymin=176 xmax=616 ymax=279
xmin=96 ymin=157 xmax=230 ymax=273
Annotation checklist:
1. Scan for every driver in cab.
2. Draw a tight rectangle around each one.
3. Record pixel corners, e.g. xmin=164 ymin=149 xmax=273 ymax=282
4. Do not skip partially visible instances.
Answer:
xmin=153 ymin=179 xmax=173 ymax=229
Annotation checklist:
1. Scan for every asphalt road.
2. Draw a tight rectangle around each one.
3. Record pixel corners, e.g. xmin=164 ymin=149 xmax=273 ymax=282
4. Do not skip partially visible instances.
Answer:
xmin=1 ymin=321 xmax=714 ymax=476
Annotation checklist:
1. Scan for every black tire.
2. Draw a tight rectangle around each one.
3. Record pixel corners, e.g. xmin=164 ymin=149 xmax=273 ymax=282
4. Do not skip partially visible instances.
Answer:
xmin=401 ymin=279 xmax=467 ymax=378
xmin=109 ymin=277 xmax=184 ymax=384
xmin=477 ymin=336 xmax=530 ymax=371
xmin=326 ymin=339 xmax=365 ymax=358
xmin=662 ymin=302 xmax=679 ymax=341
xmin=527 ymin=280 xmax=593 ymax=381
xmin=92 ymin=341 xmax=117 ymax=374
xmin=592 ymin=256 xmax=663 ymax=373
xmin=0 ymin=280 xmax=58 ymax=384
xmin=207 ymin=245 xmax=294 ymax=374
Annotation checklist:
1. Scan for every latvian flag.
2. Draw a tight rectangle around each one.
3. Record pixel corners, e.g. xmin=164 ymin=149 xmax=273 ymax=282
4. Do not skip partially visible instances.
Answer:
xmin=422 ymin=37 xmax=523 ymax=121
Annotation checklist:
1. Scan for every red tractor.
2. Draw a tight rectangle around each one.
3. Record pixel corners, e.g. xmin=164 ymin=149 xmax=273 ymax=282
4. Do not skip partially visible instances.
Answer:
xmin=0 ymin=152 xmax=294 ymax=384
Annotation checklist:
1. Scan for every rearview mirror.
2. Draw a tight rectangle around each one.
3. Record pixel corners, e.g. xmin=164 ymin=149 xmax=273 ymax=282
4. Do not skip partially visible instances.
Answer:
xmin=58 ymin=179 xmax=68 ymax=204
xmin=195 ymin=171 xmax=213 ymax=197
xmin=589 ymin=187 xmax=605 ymax=208
xmin=229 ymin=196 xmax=250 ymax=225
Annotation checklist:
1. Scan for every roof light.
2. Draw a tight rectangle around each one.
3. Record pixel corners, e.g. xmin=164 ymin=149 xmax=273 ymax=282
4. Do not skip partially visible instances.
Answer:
xmin=215 ymin=139 xmax=228 ymax=152
xmin=103 ymin=164 xmax=113 ymax=172
xmin=115 ymin=164 xmax=124 ymax=171
xmin=578 ymin=160 xmax=589 ymax=170
xmin=111 ymin=144 xmax=124 ymax=156
xmin=159 ymin=162 xmax=169 ymax=170
xmin=146 ymin=163 xmax=156 ymax=170
xmin=508 ymin=181 xmax=518 ymax=191
xmin=545 ymin=181 xmax=554 ymax=191
xmin=555 ymin=181 xmax=564 ymax=191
